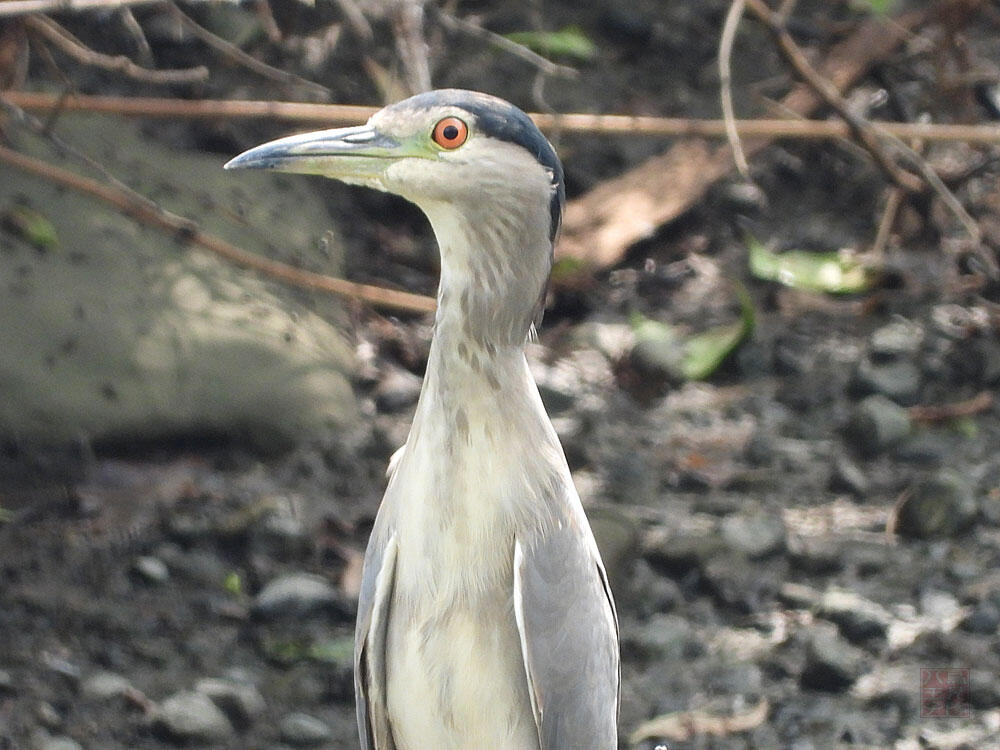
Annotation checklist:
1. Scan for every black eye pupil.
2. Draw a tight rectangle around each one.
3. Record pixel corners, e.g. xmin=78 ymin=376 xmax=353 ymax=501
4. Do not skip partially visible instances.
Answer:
xmin=442 ymin=125 xmax=459 ymax=141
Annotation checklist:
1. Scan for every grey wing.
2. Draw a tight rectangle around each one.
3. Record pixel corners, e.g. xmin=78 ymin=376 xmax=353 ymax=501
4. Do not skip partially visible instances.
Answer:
xmin=514 ymin=510 xmax=620 ymax=749
xmin=354 ymin=524 xmax=398 ymax=750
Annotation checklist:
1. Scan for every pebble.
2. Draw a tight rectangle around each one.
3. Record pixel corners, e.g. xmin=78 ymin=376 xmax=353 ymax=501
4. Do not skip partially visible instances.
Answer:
xmin=869 ymin=318 xmax=924 ymax=360
xmin=195 ymin=677 xmax=267 ymax=727
xmin=252 ymin=504 xmax=309 ymax=559
xmin=152 ymin=690 xmax=234 ymax=743
xmin=894 ymin=470 xmax=978 ymax=538
xmin=132 ymin=555 xmax=169 ymax=584
xmin=81 ymin=671 xmax=134 ymax=701
xmin=30 ymin=732 xmax=83 ymax=750
xmin=845 ymin=395 xmax=911 ymax=456
xmin=800 ymin=626 xmax=864 ymax=692
xmin=251 ymin=572 xmax=347 ymax=620
xmin=279 ymin=712 xmax=333 ymax=746
xmin=373 ymin=367 xmax=422 ymax=414
xmin=621 ymin=614 xmax=700 ymax=661
xmin=719 ymin=512 xmax=786 ymax=558
xmin=828 ymin=455 xmax=869 ymax=496
xmin=960 ymin=600 xmax=1000 ymax=634
xmin=817 ymin=589 xmax=891 ymax=642
xmin=0 ymin=668 xmax=15 ymax=694
xmin=851 ymin=357 xmax=922 ymax=405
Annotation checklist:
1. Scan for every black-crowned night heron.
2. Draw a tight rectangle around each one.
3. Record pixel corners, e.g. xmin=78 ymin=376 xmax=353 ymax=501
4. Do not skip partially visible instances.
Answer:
xmin=226 ymin=89 xmax=619 ymax=749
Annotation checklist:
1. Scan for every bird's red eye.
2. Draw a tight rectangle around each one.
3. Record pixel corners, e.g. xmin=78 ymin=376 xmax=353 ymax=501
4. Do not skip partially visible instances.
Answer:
xmin=432 ymin=117 xmax=468 ymax=149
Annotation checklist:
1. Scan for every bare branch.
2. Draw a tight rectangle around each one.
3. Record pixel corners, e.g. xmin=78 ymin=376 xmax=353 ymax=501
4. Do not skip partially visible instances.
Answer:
xmin=434 ymin=8 xmax=578 ymax=80
xmin=9 ymin=92 xmax=1000 ymax=146
xmin=165 ymin=3 xmax=332 ymax=100
xmin=719 ymin=0 xmax=749 ymax=177
xmin=26 ymin=14 xmax=208 ymax=84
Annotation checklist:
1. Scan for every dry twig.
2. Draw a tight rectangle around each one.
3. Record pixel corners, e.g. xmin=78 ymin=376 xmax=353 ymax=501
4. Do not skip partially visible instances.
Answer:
xmin=719 ymin=0 xmax=749 ymax=176
xmin=0 ymin=0 xmax=165 ymax=18
xmin=907 ymin=391 xmax=994 ymax=423
xmin=165 ymin=3 xmax=331 ymax=100
xmin=434 ymin=9 xmax=578 ymax=80
xmin=25 ymin=14 xmax=208 ymax=84
xmin=0 ymin=142 xmax=436 ymax=314
xmin=9 ymin=91 xmax=1000 ymax=145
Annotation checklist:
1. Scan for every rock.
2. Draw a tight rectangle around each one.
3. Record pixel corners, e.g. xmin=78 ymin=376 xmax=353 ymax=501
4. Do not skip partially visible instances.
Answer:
xmin=195 ymin=677 xmax=266 ymax=728
xmin=251 ymin=502 xmax=310 ymax=560
xmin=30 ymin=732 xmax=83 ymax=750
xmin=894 ymin=470 xmax=978 ymax=538
xmin=960 ymin=600 xmax=999 ymax=634
xmin=628 ymin=320 xmax=684 ymax=382
xmin=152 ymin=690 xmax=234 ymax=744
xmin=828 ymin=455 xmax=869 ymax=496
xmin=851 ymin=357 xmax=922 ymax=405
xmin=570 ymin=321 xmax=634 ymax=362
xmin=845 ymin=395 xmax=911 ymax=456
xmin=869 ymin=318 xmax=924 ymax=360
xmin=627 ymin=559 xmax=682 ymax=618
xmin=800 ymin=627 xmax=864 ymax=692
xmin=81 ymin=671 xmax=134 ymax=701
xmin=621 ymin=614 xmax=701 ymax=661
xmin=0 ymin=669 xmax=15 ymax=695
xmin=702 ymin=554 xmax=785 ymax=613
xmin=0 ymin=114 xmax=358 ymax=448
xmin=817 ymin=589 xmax=891 ymax=642
xmin=778 ymin=582 xmax=821 ymax=609
xmin=373 ymin=367 xmax=422 ymax=414
xmin=719 ymin=512 xmax=786 ymax=558
xmin=252 ymin=573 xmax=348 ymax=621
xmin=279 ymin=712 xmax=333 ymax=746
xmin=132 ymin=556 xmax=169 ymax=584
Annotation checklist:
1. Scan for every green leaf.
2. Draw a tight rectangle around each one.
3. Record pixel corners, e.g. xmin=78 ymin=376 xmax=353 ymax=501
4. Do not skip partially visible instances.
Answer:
xmin=223 ymin=571 xmax=243 ymax=596
xmin=0 ymin=506 xmax=12 ymax=524
xmin=851 ymin=0 xmax=894 ymax=15
xmin=2 ymin=204 xmax=59 ymax=250
xmin=680 ymin=285 xmax=756 ymax=380
xmin=747 ymin=236 xmax=874 ymax=294
xmin=505 ymin=26 xmax=597 ymax=62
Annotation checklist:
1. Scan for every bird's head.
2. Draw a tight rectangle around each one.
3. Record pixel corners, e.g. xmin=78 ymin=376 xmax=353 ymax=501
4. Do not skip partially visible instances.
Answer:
xmin=225 ymin=89 xmax=564 ymax=243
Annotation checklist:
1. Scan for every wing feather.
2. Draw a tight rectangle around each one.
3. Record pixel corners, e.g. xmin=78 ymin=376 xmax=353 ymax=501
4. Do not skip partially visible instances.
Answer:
xmin=355 ymin=530 xmax=398 ymax=750
xmin=514 ymin=513 xmax=620 ymax=749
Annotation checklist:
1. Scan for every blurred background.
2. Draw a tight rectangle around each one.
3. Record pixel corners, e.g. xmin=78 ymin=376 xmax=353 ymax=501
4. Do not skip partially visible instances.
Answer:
xmin=1 ymin=0 xmax=999 ymax=747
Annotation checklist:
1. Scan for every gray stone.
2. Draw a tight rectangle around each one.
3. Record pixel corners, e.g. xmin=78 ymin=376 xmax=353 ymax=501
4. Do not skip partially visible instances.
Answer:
xmin=895 ymin=470 xmax=978 ymax=539
xmin=34 ymin=736 xmax=82 ymax=750
xmin=778 ymin=582 xmax=821 ymax=609
xmin=252 ymin=503 xmax=310 ymax=559
xmin=852 ymin=357 xmax=921 ymax=405
xmin=719 ymin=512 xmax=786 ymax=558
xmin=279 ymin=712 xmax=333 ymax=746
xmin=0 ymin=669 xmax=15 ymax=694
xmin=800 ymin=626 xmax=864 ymax=692
xmin=152 ymin=690 xmax=234 ymax=743
xmin=828 ymin=455 xmax=869 ymax=496
xmin=81 ymin=671 xmax=134 ymax=701
xmin=0 ymin=113 xmax=358 ymax=448
xmin=252 ymin=573 xmax=346 ymax=620
xmin=869 ymin=318 xmax=924 ymax=360
xmin=195 ymin=677 xmax=266 ymax=727
xmin=132 ymin=555 xmax=169 ymax=584
xmin=373 ymin=367 xmax=422 ymax=414
xmin=817 ymin=589 xmax=891 ymax=642
xmin=845 ymin=395 xmax=911 ymax=456
xmin=621 ymin=614 xmax=700 ymax=661
xmin=960 ymin=600 xmax=999 ymax=634
xmin=628 ymin=320 xmax=684 ymax=382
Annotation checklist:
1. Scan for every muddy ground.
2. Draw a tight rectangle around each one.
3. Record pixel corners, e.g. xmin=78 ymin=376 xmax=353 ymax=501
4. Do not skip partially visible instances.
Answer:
xmin=2 ymin=1 xmax=1000 ymax=748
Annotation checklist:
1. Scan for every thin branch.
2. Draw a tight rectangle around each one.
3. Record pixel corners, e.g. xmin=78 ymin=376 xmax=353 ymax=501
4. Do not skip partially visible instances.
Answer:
xmin=719 ymin=0 xmax=749 ymax=176
xmin=26 ymin=14 xmax=208 ymax=84
xmin=0 ymin=143 xmax=436 ymax=314
xmin=0 ymin=0 xmax=166 ymax=18
xmin=165 ymin=3 xmax=331 ymax=100
xmin=743 ymin=0 xmax=923 ymax=192
xmin=908 ymin=391 xmax=994 ymax=423
xmin=434 ymin=8 xmax=579 ymax=80
xmin=8 ymin=91 xmax=1000 ymax=145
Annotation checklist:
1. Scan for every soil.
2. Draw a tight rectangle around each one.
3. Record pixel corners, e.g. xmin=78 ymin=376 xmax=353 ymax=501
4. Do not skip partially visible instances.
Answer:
xmin=2 ymin=1 xmax=1000 ymax=749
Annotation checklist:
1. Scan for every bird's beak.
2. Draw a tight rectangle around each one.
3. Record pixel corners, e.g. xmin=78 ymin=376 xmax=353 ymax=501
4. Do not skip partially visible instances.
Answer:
xmin=224 ymin=124 xmax=402 ymax=183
